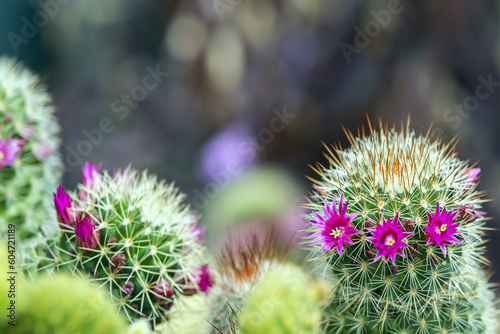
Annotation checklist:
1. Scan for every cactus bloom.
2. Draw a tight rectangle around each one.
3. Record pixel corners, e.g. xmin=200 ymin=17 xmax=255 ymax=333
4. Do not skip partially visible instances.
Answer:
xmin=53 ymin=185 xmax=77 ymax=228
xmin=75 ymin=216 xmax=100 ymax=250
xmin=152 ymin=278 xmax=174 ymax=300
xmin=366 ymin=213 xmax=413 ymax=264
xmin=191 ymin=224 xmax=206 ymax=243
xmin=0 ymin=135 xmax=24 ymax=169
xmin=193 ymin=265 xmax=214 ymax=294
xmin=424 ymin=204 xmax=462 ymax=257
xmin=308 ymin=195 xmax=361 ymax=256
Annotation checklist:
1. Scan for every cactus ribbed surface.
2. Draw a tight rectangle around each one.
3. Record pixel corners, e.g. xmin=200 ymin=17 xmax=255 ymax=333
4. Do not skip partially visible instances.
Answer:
xmin=40 ymin=165 xmax=212 ymax=329
xmin=208 ymin=232 xmax=288 ymax=333
xmin=0 ymin=57 xmax=62 ymax=271
xmin=305 ymin=121 xmax=498 ymax=333
xmin=239 ymin=264 xmax=325 ymax=334
xmin=13 ymin=274 xmax=128 ymax=334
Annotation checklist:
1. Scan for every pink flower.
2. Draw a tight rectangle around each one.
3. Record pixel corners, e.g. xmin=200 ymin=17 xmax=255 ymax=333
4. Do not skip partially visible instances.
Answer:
xmin=191 ymin=224 xmax=206 ymax=243
xmin=193 ymin=265 xmax=214 ymax=295
xmin=424 ymin=204 xmax=462 ymax=257
xmin=308 ymin=195 xmax=361 ymax=257
xmin=82 ymin=162 xmax=101 ymax=189
xmin=36 ymin=145 xmax=56 ymax=161
xmin=463 ymin=168 xmax=480 ymax=190
xmin=79 ymin=162 xmax=101 ymax=201
xmin=151 ymin=278 xmax=174 ymax=300
xmin=20 ymin=126 xmax=35 ymax=139
xmin=366 ymin=213 xmax=413 ymax=264
xmin=179 ymin=265 xmax=215 ymax=296
xmin=0 ymin=136 xmax=25 ymax=169
xmin=53 ymin=184 xmax=78 ymax=228
xmin=75 ymin=216 xmax=100 ymax=250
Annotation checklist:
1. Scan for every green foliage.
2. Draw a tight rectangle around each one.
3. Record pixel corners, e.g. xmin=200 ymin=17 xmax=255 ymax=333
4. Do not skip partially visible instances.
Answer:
xmin=0 ymin=57 xmax=62 ymax=271
xmin=306 ymin=123 xmax=499 ymax=333
xmin=239 ymin=264 xmax=325 ymax=334
xmin=39 ymin=167 xmax=210 ymax=329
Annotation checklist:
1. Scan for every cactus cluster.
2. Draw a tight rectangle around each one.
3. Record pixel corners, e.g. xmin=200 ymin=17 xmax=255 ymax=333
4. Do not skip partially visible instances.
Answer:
xmin=305 ymin=121 xmax=498 ymax=333
xmin=39 ymin=164 xmax=213 ymax=329
xmin=238 ymin=263 xmax=326 ymax=334
xmin=208 ymin=232 xmax=288 ymax=332
xmin=0 ymin=57 xmax=62 ymax=270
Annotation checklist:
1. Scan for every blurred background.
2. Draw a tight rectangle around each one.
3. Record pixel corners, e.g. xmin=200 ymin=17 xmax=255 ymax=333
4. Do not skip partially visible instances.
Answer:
xmin=0 ymin=0 xmax=499 ymax=281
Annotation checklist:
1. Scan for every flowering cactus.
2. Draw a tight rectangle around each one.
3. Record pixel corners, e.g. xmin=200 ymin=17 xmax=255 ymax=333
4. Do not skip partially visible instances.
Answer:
xmin=40 ymin=164 xmax=212 ymax=329
xmin=0 ymin=57 xmax=62 ymax=270
xmin=208 ymin=231 xmax=288 ymax=332
xmin=238 ymin=264 xmax=326 ymax=334
xmin=306 ymin=121 xmax=498 ymax=333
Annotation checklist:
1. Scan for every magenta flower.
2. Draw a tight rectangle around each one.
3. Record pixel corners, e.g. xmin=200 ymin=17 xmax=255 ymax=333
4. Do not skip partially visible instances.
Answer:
xmin=193 ymin=265 xmax=214 ymax=295
xmin=82 ymin=162 xmax=101 ymax=189
xmin=53 ymin=184 xmax=78 ymax=228
xmin=0 ymin=136 xmax=25 ymax=169
xmin=75 ymin=216 xmax=100 ymax=250
xmin=180 ymin=265 xmax=215 ymax=296
xmin=79 ymin=162 xmax=101 ymax=201
xmin=366 ymin=213 xmax=413 ymax=264
xmin=308 ymin=195 xmax=361 ymax=257
xmin=424 ymin=204 xmax=462 ymax=257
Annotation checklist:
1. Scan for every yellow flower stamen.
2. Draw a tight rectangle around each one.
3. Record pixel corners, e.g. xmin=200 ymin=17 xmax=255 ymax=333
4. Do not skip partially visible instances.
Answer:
xmin=0 ymin=151 xmax=4 ymax=160
xmin=330 ymin=227 xmax=342 ymax=238
xmin=386 ymin=237 xmax=395 ymax=246
xmin=440 ymin=224 xmax=447 ymax=232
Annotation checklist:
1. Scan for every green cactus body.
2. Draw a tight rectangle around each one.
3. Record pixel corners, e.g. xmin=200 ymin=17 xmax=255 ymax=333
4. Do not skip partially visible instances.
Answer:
xmin=306 ymin=122 xmax=498 ymax=333
xmin=239 ymin=264 xmax=325 ymax=334
xmin=40 ymin=166 xmax=212 ymax=329
xmin=0 ymin=57 xmax=62 ymax=271
xmin=208 ymin=232 xmax=287 ymax=333
xmin=6 ymin=274 xmax=128 ymax=334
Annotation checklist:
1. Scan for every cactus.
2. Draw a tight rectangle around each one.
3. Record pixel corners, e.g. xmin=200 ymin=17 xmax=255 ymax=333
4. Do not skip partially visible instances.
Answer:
xmin=238 ymin=263 xmax=326 ymax=334
xmin=0 ymin=270 xmax=127 ymax=334
xmin=305 ymin=120 xmax=499 ymax=333
xmin=0 ymin=57 xmax=62 ymax=271
xmin=208 ymin=231 xmax=288 ymax=332
xmin=39 ymin=164 xmax=213 ymax=329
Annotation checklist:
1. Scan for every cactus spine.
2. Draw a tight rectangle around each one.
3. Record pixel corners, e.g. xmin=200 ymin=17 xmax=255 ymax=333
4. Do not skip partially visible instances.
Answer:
xmin=305 ymin=120 xmax=498 ymax=333
xmin=40 ymin=165 xmax=212 ymax=329
xmin=208 ymin=232 xmax=288 ymax=332
xmin=0 ymin=57 xmax=62 ymax=271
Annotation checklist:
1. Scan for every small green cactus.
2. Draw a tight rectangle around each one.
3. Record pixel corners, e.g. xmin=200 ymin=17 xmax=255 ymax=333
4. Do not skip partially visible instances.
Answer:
xmin=208 ymin=232 xmax=288 ymax=332
xmin=0 ymin=272 xmax=127 ymax=334
xmin=239 ymin=264 xmax=326 ymax=334
xmin=40 ymin=165 xmax=213 ymax=329
xmin=305 ymin=120 xmax=499 ymax=333
xmin=0 ymin=57 xmax=62 ymax=271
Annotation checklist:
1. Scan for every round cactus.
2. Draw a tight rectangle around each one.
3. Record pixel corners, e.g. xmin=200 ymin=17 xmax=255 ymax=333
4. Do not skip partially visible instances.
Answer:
xmin=305 ymin=121 xmax=498 ymax=333
xmin=239 ymin=264 xmax=326 ymax=334
xmin=0 ymin=57 xmax=62 ymax=271
xmin=208 ymin=231 xmax=288 ymax=332
xmin=0 ymin=273 xmax=127 ymax=334
xmin=40 ymin=164 xmax=213 ymax=329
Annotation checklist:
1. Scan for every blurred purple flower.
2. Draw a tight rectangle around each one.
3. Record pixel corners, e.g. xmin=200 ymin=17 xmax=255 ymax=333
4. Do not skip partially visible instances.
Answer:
xmin=199 ymin=122 xmax=254 ymax=182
